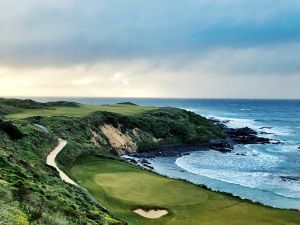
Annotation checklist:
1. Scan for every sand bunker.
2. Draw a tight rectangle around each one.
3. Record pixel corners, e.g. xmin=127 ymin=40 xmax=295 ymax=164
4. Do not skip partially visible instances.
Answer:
xmin=133 ymin=209 xmax=168 ymax=219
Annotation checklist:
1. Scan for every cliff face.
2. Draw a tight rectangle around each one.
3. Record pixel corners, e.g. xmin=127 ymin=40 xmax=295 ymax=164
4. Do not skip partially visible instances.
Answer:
xmin=100 ymin=124 xmax=138 ymax=154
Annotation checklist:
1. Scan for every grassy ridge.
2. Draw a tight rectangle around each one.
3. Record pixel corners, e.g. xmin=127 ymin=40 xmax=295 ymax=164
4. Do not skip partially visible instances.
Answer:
xmin=0 ymin=98 xmax=79 ymax=116
xmin=69 ymin=157 xmax=300 ymax=225
xmin=0 ymin=120 xmax=125 ymax=225
xmin=0 ymin=98 xmax=157 ymax=119
xmin=5 ymin=103 xmax=157 ymax=119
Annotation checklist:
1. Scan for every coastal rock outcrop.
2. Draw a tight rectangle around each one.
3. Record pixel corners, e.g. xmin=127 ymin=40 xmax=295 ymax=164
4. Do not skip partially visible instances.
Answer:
xmin=224 ymin=127 xmax=270 ymax=144
xmin=130 ymin=119 xmax=275 ymax=158
xmin=208 ymin=139 xmax=233 ymax=152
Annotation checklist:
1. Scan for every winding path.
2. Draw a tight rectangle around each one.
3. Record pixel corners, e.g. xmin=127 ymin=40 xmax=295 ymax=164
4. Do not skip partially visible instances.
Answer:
xmin=46 ymin=139 xmax=78 ymax=186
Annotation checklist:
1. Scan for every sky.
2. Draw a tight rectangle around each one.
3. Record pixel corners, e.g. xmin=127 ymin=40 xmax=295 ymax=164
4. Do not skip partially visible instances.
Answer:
xmin=0 ymin=0 xmax=300 ymax=99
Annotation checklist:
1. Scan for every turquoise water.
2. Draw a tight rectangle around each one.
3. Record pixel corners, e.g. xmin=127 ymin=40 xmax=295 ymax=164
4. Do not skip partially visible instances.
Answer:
xmin=34 ymin=98 xmax=300 ymax=209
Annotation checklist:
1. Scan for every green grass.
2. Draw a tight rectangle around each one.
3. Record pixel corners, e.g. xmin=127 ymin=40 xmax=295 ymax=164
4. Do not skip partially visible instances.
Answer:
xmin=6 ymin=104 xmax=157 ymax=119
xmin=0 ymin=124 xmax=124 ymax=224
xmin=69 ymin=157 xmax=300 ymax=225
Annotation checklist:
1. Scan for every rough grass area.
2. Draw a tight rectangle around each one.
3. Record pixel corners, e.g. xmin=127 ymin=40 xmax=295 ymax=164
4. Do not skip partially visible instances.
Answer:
xmin=0 ymin=122 xmax=125 ymax=225
xmin=69 ymin=157 xmax=300 ymax=225
xmin=6 ymin=104 xmax=158 ymax=119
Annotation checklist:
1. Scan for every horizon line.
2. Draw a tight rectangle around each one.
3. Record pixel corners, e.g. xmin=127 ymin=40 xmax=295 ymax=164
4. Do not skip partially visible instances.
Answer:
xmin=2 ymin=96 xmax=300 ymax=101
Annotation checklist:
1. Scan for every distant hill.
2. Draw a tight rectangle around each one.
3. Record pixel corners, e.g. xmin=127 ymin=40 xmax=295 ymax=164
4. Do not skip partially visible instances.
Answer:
xmin=116 ymin=102 xmax=138 ymax=106
xmin=0 ymin=98 xmax=79 ymax=116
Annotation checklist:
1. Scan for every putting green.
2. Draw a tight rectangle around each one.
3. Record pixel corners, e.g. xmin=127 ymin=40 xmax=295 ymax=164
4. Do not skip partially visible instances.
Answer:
xmin=69 ymin=157 xmax=300 ymax=225
xmin=94 ymin=172 xmax=209 ymax=206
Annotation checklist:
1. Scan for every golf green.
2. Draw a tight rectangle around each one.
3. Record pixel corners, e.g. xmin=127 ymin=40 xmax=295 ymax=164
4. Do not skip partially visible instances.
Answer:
xmin=69 ymin=157 xmax=300 ymax=225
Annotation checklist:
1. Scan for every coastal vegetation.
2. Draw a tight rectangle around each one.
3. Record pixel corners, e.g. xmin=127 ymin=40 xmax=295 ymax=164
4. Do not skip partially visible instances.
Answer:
xmin=0 ymin=98 xmax=299 ymax=225
xmin=0 ymin=118 xmax=124 ymax=224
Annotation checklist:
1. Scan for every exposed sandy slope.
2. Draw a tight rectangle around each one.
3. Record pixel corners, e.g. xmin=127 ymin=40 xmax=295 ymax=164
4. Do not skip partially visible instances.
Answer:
xmin=46 ymin=139 xmax=78 ymax=186
xmin=133 ymin=209 xmax=168 ymax=219
xmin=90 ymin=129 xmax=107 ymax=146
xmin=100 ymin=124 xmax=137 ymax=154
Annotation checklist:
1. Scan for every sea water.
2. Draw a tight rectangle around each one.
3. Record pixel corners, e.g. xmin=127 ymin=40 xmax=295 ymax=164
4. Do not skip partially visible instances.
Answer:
xmin=33 ymin=98 xmax=300 ymax=209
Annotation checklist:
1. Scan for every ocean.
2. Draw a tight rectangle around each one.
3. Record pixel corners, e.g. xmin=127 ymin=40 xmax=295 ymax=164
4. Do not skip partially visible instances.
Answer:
xmin=33 ymin=97 xmax=300 ymax=209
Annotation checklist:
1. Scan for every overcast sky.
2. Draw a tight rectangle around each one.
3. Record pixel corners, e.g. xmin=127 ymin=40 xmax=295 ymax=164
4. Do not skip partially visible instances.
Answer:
xmin=0 ymin=0 xmax=300 ymax=98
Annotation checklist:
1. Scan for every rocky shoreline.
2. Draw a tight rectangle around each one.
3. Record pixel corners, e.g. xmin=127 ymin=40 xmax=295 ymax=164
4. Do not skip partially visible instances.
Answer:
xmin=128 ymin=118 xmax=282 ymax=160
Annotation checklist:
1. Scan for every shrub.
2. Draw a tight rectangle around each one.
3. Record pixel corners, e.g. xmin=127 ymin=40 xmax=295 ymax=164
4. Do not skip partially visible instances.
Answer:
xmin=0 ymin=204 xmax=29 ymax=225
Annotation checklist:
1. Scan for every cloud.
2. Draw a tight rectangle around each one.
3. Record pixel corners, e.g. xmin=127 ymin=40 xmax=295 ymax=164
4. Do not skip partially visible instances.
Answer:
xmin=0 ymin=0 xmax=299 ymax=98
xmin=1 ymin=0 xmax=300 ymax=69
xmin=1 ymin=53 xmax=300 ymax=98
xmin=187 ymin=43 xmax=300 ymax=76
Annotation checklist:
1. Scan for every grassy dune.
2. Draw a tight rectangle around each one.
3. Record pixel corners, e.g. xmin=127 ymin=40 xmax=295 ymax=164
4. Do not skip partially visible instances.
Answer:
xmin=6 ymin=104 xmax=157 ymax=119
xmin=69 ymin=157 xmax=300 ymax=225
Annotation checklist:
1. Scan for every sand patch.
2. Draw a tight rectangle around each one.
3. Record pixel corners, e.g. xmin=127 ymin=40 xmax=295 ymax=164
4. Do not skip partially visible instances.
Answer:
xmin=100 ymin=124 xmax=137 ymax=154
xmin=133 ymin=209 xmax=168 ymax=219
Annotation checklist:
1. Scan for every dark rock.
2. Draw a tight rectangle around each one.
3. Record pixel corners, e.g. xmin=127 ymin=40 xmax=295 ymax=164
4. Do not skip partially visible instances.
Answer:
xmin=260 ymin=131 xmax=273 ymax=135
xmin=226 ymin=127 xmax=257 ymax=136
xmin=223 ymin=126 xmax=272 ymax=145
xmin=0 ymin=120 xmax=24 ymax=140
xmin=259 ymin=126 xmax=272 ymax=130
xmin=208 ymin=139 xmax=233 ymax=152
xmin=126 ymin=158 xmax=138 ymax=164
xmin=271 ymin=140 xmax=283 ymax=145
xmin=182 ymin=153 xmax=190 ymax=156
xmin=208 ymin=117 xmax=220 ymax=123
xmin=141 ymin=159 xmax=149 ymax=164
xmin=208 ymin=118 xmax=227 ymax=129
xmin=256 ymin=137 xmax=270 ymax=144
xmin=280 ymin=176 xmax=300 ymax=182
xmin=143 ymin=164 xmax=154 ymax=170
xmin=131 ymin=145 xmax=202 ymax=158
